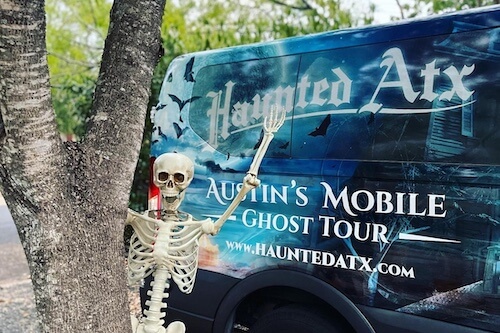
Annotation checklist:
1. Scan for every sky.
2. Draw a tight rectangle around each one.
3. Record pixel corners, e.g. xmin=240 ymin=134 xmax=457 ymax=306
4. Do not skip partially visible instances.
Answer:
xmin=355 ymin=0 xmax=419 ymax=24
xmin=372 ymin=0 xmax=406 ymax=23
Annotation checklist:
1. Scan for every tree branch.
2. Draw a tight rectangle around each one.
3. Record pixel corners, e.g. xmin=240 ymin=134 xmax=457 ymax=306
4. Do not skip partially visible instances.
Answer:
xmin=395 ymin=0 xmax=406 ymax=20
xmin=47 ymin=52 xmax=98 ymax=69
xmin=82 ymin=0 xmax=166 ymax=205
xmin=268 ymin=0 xmax=313 ymax=10
xmin=0 ymin=0 xmax=69 ymax=200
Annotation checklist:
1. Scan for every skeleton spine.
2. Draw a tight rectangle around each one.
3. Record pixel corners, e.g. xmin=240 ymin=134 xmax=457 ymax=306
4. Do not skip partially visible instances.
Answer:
xmin=143 ymin=266 xmax=171 ymax=333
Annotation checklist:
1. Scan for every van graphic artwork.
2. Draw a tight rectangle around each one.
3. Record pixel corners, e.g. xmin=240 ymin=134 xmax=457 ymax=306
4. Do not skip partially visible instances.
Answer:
xmin=144 ymin=7 xmax=500 ymax=333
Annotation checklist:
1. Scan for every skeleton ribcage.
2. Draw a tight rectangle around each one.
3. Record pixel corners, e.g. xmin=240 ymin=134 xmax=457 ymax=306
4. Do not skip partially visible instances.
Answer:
xmin=128 ymin=219 xmax=156 ymax=285
xmin=127 ymin=211 xmax=205 ymax=294
xmin=155 ymin=220 xmax=203 ymax=294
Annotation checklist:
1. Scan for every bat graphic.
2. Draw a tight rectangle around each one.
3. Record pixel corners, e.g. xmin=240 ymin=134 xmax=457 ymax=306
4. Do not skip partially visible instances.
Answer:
xmin=151 ymin=126 xmax=166 ymax=145
xmin=156 ymin=103 xmax=167 ymax=110
xmin=157 ymin=126 xmax=168 ymax=140
xmin=173 ymin=122 xmax=187 ymax=139
xmin=184 ymin=57 xmax=195 ymax=82
xmin=279 ymin=141 xmax=290 ymax=149
xmin=308 ymin=114 xmax=331 ymax=137
xmin=168 ymin=94 xmax=200 ymax=113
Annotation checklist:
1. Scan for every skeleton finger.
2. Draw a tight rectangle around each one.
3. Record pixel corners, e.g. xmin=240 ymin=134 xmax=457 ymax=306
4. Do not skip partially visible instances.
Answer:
xmin=264 ymin=104 xmax=286 ymax=133
xmin=248 ymin=105 xmax=285 ymax=176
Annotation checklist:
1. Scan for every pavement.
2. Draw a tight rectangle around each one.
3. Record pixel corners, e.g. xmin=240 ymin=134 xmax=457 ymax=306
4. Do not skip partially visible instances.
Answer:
xmin=0 ymin=194 xmax=40 ymax=333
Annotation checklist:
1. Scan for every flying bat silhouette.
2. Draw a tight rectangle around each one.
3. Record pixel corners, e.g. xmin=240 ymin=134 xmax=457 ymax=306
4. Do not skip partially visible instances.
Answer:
xmin=184 ymin=57 xmax=195 ymax=82
xmin=173 ymin=122 xmax=188 ymax=139
xmin=279 ymin=141 xmax=290 ymax=149
xmin=157 ymin=126 xmax=168 ymax=141
xmin=308 ymin=114 xmax=331 ymax=137
xmin=168 ymin=94 xmax=200 ymax=113
xmin=156 ymin=103 xmax=167 ymax=110
xmin=151 ymin=126 xmax=167 ymax=145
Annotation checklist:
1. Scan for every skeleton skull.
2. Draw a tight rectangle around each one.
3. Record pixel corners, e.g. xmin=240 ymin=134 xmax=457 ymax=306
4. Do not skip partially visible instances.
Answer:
xmin=153 ymin=153 xmax=194 ymax=211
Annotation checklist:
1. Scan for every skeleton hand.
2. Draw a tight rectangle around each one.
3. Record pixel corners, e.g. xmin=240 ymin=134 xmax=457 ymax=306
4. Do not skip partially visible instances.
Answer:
xmin=264 ymin=105 xmax=287 ymax=134
xmin=213 ymin=106 xmax=285 ymax=234
xmin=248 ymin=105 xmax=286 ymax=177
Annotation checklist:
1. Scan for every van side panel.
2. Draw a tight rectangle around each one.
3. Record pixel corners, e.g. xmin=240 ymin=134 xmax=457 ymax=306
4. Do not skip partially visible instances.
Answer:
xmin=150 ymin=7 xmax=500 ymax=333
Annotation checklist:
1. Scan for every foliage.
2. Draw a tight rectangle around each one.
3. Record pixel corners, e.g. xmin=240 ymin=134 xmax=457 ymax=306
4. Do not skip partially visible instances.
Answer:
xmin=46 ymin=0 xmax=375 ymax=211
xmin=46 ymin=0 xmax=111 ymax=138
xmin=51 ymin=76 xmax=95 ymax=139
xmin=158 ymin=0 xmax=374 ymax=64
xmin=395 ymin=0 xmax=499 ymax=19
xmin=426 ymin=0 xmax=499 ymax=12
xmin=133 ymin=0 xmax=376 ymax=211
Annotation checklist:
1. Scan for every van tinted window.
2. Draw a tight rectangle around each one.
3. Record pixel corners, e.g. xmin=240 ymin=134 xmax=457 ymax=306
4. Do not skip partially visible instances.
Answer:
xmin=188 ymin=26 xmax=500 ymax=164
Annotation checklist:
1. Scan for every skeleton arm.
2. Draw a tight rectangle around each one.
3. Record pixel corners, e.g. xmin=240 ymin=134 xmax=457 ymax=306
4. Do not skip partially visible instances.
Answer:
xmin=210 ymin=106 xmax=286 ymax=235
xmin=207 ymin=174 xmax=259 ymax=235
xmin=126 ymin=208 xmax=158 ymax=234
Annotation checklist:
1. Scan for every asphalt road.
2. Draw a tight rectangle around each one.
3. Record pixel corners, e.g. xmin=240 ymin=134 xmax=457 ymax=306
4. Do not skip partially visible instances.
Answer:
xmin=0 ymin=196 xmax=39 ymax=333
xmin=0 ymin=199 xmax=31 ymax=283
xmin=0 ymin=203 xmax=19 ymax=244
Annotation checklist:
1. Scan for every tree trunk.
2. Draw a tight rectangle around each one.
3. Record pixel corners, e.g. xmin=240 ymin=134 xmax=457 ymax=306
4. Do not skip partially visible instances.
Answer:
xmin=0 ymin=0 xmax=165 ymax=332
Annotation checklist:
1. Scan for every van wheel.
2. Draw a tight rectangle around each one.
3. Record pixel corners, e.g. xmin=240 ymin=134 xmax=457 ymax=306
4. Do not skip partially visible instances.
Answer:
xmin=250 ymin=304 xmax=348 ymax=333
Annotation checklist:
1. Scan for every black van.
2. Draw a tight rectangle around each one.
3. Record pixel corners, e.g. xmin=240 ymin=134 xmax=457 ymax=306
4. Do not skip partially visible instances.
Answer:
xmin=144 ymin=6 xmax=500 ymax=333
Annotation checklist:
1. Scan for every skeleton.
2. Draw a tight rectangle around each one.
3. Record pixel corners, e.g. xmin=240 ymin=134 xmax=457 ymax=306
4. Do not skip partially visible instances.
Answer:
xmin=126 ymin=106 xmax=285 ymax=333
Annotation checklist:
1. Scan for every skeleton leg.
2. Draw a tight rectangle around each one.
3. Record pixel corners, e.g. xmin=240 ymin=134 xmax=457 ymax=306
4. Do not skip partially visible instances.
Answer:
xmin=135 ymin=266 xmax=185 ymax=333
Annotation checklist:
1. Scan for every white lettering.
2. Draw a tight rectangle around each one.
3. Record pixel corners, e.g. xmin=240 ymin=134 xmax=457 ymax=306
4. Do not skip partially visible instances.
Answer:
xmin=203 ymin=48 xmax=476 ymax=147
xmin=440 ymin=64 xmax=475 ymax=101
xmin=420 ymin=60 xmax=440 ymax=102
xmin=329 ymin=67 xmax=352 ymax=107
xmin=321 ymin=185 xmax=447 ymax=218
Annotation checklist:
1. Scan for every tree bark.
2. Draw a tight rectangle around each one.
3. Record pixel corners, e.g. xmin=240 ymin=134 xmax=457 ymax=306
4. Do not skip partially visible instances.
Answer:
xmin=0 ymin=0 xmax=165 ymax=332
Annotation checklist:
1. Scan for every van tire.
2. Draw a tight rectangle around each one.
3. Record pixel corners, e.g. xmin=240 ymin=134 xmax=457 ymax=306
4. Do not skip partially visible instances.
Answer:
xmin=250 ymin=304 xmax=347 ymax=333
